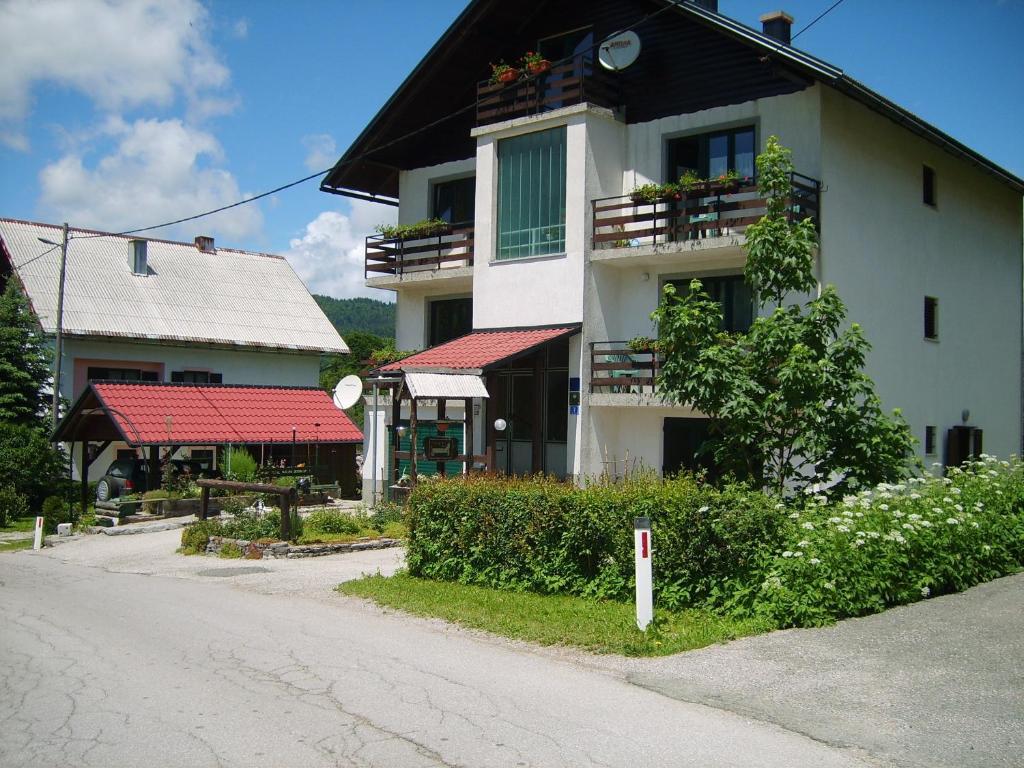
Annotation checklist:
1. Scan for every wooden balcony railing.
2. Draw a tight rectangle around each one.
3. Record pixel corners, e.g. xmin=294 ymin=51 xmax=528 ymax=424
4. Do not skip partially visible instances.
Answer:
xmin=365 ymin=226 xmax=474 ymax=279
xmin=590 ymin=341 xmax=662 ymax=394
xmin=592 ymin=172 xmax=820 ymax=250
xmin=476 ymin=54 xmax=618 ymax=126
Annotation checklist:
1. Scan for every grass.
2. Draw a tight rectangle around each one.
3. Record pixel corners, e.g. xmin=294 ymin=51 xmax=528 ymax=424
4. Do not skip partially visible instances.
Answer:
xmin=0 ymin=538 xmax=35 ymax=554
xmin=0 ymin=516 xmax=37 ymax=534
xmin=338 ymin=573 xmax=773 ymax=657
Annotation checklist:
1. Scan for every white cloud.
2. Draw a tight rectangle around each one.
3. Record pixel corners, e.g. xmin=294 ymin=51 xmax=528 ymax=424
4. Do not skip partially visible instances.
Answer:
xmin=0 ymin=0 xmax=231 ymax=149
xmin=231 ymin=18 xmax=249 ymax=39
xmin=302 ymin=133 xmax=337 ymax=173
xmin=39 ymin=117 xmax=261 ymax=241
xmin=284 ymin=201 xmax=397 ymax=299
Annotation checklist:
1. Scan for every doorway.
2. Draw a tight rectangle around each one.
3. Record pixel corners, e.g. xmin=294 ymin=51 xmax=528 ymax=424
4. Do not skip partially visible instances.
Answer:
xmin=663 ymin=417 xmax=715 ymax=478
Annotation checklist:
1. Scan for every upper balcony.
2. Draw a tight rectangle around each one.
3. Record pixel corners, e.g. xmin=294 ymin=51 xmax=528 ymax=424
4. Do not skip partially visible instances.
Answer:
xmin=591 ymin=172 xmax=820 ymax=266
xmin=476 ymin=54 xmax=618 ymax=127
xmin=364 ymin=225 xmax=474 ymax=287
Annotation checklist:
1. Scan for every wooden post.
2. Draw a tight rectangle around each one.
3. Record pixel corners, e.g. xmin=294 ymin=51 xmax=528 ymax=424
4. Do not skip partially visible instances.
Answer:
xmin=148 ymin=445 xmax=159 ymax=491
xmin=464 ymin=397 xmax=474 ymax=475
xmin=409 ymin=396 xmax=418 ymax=484
xmin=486 ymin=372 xmax=498 ymax=474
xmin=436 ymin=399 xmax=446 ymax=478
xmin=532 ymin=352 xmax=544 ymax=473
xmin=390 ymin=382 xmax=402 ymax=494
xmin=80 ymin=442 xmax=89 ymax=520
xmin=199 ymin=485 xmax=210 ymax=520
xmin=279 ymin=490 xmax=291 ymax=541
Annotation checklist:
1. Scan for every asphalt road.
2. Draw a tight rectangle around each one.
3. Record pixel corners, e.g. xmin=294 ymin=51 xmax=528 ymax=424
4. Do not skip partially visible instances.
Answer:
xmin=0 ymin=538 xmax=871 ymax=768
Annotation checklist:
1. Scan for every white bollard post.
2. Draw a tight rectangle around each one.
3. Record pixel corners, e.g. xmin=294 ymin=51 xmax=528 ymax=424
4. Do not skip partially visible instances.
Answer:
xmin=33 ymin=516 xmax=44 ymax=550
xmin=634 ymin=516 xmax=653 ymax=631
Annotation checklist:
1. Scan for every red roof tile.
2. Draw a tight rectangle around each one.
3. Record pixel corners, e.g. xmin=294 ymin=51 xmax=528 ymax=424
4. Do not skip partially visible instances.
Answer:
xmin=380 ymin=326 xmax=579 ymax=372
xmin=89 ymin=383 xmax=362 ymax=445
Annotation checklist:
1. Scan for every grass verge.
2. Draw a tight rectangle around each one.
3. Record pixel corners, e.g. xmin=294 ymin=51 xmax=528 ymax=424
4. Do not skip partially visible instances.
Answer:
xmin=0 ymin=517 xmax=37 ymax=534
xmin=0 ymin=539 xmax=35 ymax=553
xmin=338 ymin=573 xmax=773 ymax=657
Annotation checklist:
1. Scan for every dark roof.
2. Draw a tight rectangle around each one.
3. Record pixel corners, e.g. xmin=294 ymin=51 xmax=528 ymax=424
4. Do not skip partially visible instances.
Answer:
xmin=322 ymin=0 xmax=1023 ymax=201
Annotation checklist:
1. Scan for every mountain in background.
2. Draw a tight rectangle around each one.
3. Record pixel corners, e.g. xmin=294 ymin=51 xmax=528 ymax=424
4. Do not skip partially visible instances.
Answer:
xmin=314 ymin=295 xmax=395 ymax=339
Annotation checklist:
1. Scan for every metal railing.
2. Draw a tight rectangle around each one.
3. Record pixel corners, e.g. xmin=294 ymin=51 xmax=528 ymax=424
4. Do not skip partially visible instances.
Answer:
xmin=364 ymin=226 xmax=474 ymax=279
xmin=590 ymin=341 xmax=662 ymax=394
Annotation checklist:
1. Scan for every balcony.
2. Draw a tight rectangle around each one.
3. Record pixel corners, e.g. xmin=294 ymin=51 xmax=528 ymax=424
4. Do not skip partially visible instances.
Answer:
xmin=591 ymin=173 xmax=820 ymax=256
xmin=364 ymin=226 xmax=474 ymax=281
xmin=590 ymin=341 xmax=662 ymax=393
xmin=476 ymin=54 xmax=618 ymax=126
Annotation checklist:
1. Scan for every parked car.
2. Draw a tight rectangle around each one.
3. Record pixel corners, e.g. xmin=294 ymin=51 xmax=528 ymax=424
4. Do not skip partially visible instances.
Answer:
xmin=94 ymin=458 xmax=221 ymax=501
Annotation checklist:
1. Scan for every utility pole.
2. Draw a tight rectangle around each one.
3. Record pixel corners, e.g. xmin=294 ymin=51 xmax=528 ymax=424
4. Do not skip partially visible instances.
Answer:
xmin=39 ymin=223 xmax=69 ymax=429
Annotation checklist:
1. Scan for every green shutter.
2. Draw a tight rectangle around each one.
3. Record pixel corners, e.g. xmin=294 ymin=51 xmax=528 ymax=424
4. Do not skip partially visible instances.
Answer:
xmin=497 ymin=127 xmax=566 ymax=260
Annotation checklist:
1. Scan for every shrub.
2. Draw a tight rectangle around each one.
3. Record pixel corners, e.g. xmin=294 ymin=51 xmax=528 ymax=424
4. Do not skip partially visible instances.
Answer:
xmin=219 ymin=541 xmax=243 ymax=559
xmin=381 ymin=521 xmax=407 ymax=539
xmin=221 ymin=508 xmax=283 ymax=541
xmin=406 ymin=473 xmax=787 ymax=608
xmin=142 ymin=489 xmax=168 ymax=513
xmin=743 ymin=456 xmax=1024 ymax=627
xmin=41 ymin=495 xmax=71 ymax=533
xmin=0 ymin=484 xmax=28 ymax=528
xmin=224 ymin=447 xmax=258 ymax=482
xmin=219 ymin=495 xmax=253 ymax=517
xmin=0 ymin=423 xmax=67 ymax=510
xmin=274 ymin=475 xmax=298 ymax=488
xmin=369 ymin=501 xmax=405 ymax=531
xmin=304 ymin=509 xmax=362 ymax=536
xmin=180 ymin=519 xmax=223 ymax=555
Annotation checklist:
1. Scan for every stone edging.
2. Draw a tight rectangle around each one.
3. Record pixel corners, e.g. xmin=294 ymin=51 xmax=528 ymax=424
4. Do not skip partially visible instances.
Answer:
xmin=204 ymin=535 xmax=402 ymax=559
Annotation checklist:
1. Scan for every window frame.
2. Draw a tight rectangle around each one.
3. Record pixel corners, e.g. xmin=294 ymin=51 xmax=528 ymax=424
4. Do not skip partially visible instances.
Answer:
xmin=664 ymin=273 xmax=755 ymax=334
xmin=427 ymin=296 xmax=473 ymax=347
xmin=925 ymin=425 xmax=937 ymax=456
xmin=924 ymin=296 xmax=939 ymax=341
xmin=665 ymin=125 xmax=757 ymax=183
xmin=430 ymin=175 xmax=476 ymax=227
xmin=923 ymin=165 xmax=937 ymax=208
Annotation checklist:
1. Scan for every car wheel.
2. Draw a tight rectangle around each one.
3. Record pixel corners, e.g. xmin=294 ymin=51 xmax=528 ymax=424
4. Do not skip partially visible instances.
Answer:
xmin=96 ymin=479 xmax=112 ymax=502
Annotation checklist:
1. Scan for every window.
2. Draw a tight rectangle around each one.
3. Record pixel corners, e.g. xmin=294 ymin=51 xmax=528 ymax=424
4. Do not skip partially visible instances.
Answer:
xmin=923 ymin=165 xmax=936 ymax=207
xmin=925 ymin=426 xmax=937 ymax=456
xmin=924 ymin=296 xmax=938 ymax=340
xmin=545 ymin=370 xmax=568 ymax=443
xmin=428 ymin=297 xmax=472 ymax=346
xmin=497 ymin=127 xmax=566 ymax=260
xmin=432 ymin=177 xmax=475 ymax=225
xmin=171 ymin=370 xmax=222 ymax=383
xmin=87 ymin=367 xmax=158 ymax=382
xmin=667 ymin=127 xmax=756 ymax=182
xmin=668 ymin=275 xmax=754 ymax=333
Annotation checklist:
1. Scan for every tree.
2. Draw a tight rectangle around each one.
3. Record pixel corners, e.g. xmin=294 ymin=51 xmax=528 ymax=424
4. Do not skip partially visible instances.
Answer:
xmin=0 ymin=280 xmax=52 ymax=426
xmin=652 ymin=136 xmax=914 ymax=495
xmin=320 ymin=330 xmax=392 ymax=428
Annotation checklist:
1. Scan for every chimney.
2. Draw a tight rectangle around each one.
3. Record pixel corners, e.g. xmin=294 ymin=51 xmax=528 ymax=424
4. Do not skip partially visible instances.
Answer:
xmin=194 ymin=235 xmax=216 ymax=253
xmin=690 ymin=0 xmax=718 ymax=12
xmin=760 ymin=10 xmax=794 ymax=44
xmin=129 ymin=239 xmax=148 ymax=275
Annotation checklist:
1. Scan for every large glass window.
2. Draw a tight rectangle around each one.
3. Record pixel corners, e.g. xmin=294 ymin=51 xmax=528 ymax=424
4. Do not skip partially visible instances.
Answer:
xmin=497 ymin=127 xmax=566 ymax=260
xmin=428 ymin=297 xmax=472 ymax=346
xmin=667 ymin=126 xmax=756 ymax=182
xmin=668 ymin=275 xmax=753 ymax=333
xmin=432 ymin=177 xmax=475 ymax=225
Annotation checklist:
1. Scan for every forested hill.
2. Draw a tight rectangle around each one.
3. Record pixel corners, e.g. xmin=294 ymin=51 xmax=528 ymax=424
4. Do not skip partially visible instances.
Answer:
xmin=313 ymin=295 xmax=395 ymax=338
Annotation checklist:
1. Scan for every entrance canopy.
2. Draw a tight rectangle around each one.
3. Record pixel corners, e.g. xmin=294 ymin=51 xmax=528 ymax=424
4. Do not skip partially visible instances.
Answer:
xmin=54 ymin=382 xmax=363 ymax=446
xmin=378 ymin=324 xmax=580 ymax=373
xmin=404 ymin=372 xmax=489 ymax=400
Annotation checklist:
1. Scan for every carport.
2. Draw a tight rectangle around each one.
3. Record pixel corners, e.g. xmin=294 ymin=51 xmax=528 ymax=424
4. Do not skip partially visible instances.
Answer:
xmin=53 ymin=381 xmax=363 ymax=516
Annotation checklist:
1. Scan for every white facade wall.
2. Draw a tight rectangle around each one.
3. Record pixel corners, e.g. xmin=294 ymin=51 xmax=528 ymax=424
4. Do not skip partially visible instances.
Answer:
xmin=819 ymin=86 xmax=1023 ymax=461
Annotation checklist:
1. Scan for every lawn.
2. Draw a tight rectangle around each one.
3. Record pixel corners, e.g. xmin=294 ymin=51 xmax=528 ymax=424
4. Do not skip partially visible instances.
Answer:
xmin=338 ymin=573 xmax=772 ymax=656
xmin=0 ymin=516 xmax=37 ymax=534
xmin=0 ymin=538 xmax=34 ymax=553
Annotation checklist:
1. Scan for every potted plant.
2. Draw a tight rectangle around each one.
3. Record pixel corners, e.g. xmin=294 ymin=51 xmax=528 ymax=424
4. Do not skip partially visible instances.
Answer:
xmin=629 ymin=183 xmax=661 ymax=204
xmin=522 ymin=51 xmax=551 ymax=76
xmin=375 ymin=218 xmax=451 ymax=240
xmin=709 ymin=169 xmax=742 ymax=193
xmin=490 ymin=61 xmax=520 ymax=85
xmin=658 ymin=182 xmax=683 ymax=202
xmin=679 ymin=169 xmax=706 ymax=194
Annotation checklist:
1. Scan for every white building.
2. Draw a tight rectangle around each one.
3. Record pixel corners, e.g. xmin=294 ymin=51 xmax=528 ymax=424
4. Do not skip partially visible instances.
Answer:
xmin=0 ymin=218 xmax=349 ymax=476
xmin=319 ymin=0 xmax=1023 ymax=496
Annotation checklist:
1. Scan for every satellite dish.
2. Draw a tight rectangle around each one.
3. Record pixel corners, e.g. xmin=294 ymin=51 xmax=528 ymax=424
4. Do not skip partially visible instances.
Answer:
xmin=598 ymin=30 xmax=641 ymax=71
xmin=333 ymin=375 xmax=363 ymax=410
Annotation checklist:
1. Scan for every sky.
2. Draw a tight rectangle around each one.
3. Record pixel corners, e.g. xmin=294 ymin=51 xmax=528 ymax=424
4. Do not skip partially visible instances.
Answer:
xmin=1 ymin=0 xmax=1021 ymax=302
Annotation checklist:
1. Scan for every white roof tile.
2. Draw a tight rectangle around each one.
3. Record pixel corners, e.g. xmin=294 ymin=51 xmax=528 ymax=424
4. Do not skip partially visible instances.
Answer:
xmin=0 ymin=219 xmax=348 ymax=354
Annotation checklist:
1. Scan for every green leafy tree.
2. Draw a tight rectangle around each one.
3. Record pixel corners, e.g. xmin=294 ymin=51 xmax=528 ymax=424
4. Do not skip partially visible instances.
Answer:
xmin=320 ymin=330 xmax=392 ymax=428
xmin=0 ymin=281 xmax=52 ymax=426
xmin=0 ymin=422 xmax=67 ymax=510
xmin=652 ymin=136 xmax=914 ymax=495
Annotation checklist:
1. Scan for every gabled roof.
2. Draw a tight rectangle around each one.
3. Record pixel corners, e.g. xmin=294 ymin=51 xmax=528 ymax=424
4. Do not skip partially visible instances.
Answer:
xmin=0 ymin=218 xmax=349 ymax=354
xmin=379 ymin=325 xmax=580 ymax=373
xmin=54 ymin=382 xmax=363 ymax=446
xmin=324 ymin=0 xmax=1022 ymax=200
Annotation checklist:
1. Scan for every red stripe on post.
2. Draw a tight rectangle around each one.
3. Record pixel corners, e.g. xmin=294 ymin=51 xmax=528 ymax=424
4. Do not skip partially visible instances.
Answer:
xmin=641 ymin=531 xmax=649 ymax=558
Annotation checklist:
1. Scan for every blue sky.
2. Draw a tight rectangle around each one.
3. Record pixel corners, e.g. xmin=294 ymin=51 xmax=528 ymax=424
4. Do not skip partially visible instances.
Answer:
xmin=1 ymin=0 xmax=1021 ymax=300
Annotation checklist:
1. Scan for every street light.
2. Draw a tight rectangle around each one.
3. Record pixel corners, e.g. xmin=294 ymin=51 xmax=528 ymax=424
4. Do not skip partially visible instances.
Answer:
xmin=38 ymin=223 xmax=69 ymax=429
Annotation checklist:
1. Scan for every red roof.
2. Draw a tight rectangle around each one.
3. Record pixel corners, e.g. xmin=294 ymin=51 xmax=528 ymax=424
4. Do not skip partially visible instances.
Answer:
xmin=380 ymin=326 xmax=579 ymax=372
xmin=86 ymin=383 xmax=362 ymax=445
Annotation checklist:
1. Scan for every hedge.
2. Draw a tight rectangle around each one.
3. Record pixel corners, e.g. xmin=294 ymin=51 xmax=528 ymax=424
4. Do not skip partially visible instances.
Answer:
xmin=406 ymin=473 xmax=787 ymax=609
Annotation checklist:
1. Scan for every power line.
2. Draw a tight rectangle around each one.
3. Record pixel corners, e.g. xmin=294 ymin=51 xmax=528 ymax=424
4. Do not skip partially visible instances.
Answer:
xmin=66 ymin=0 xmax=843 ymax=242
xmin=12 ymin=243 xmax=60 ymax=270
